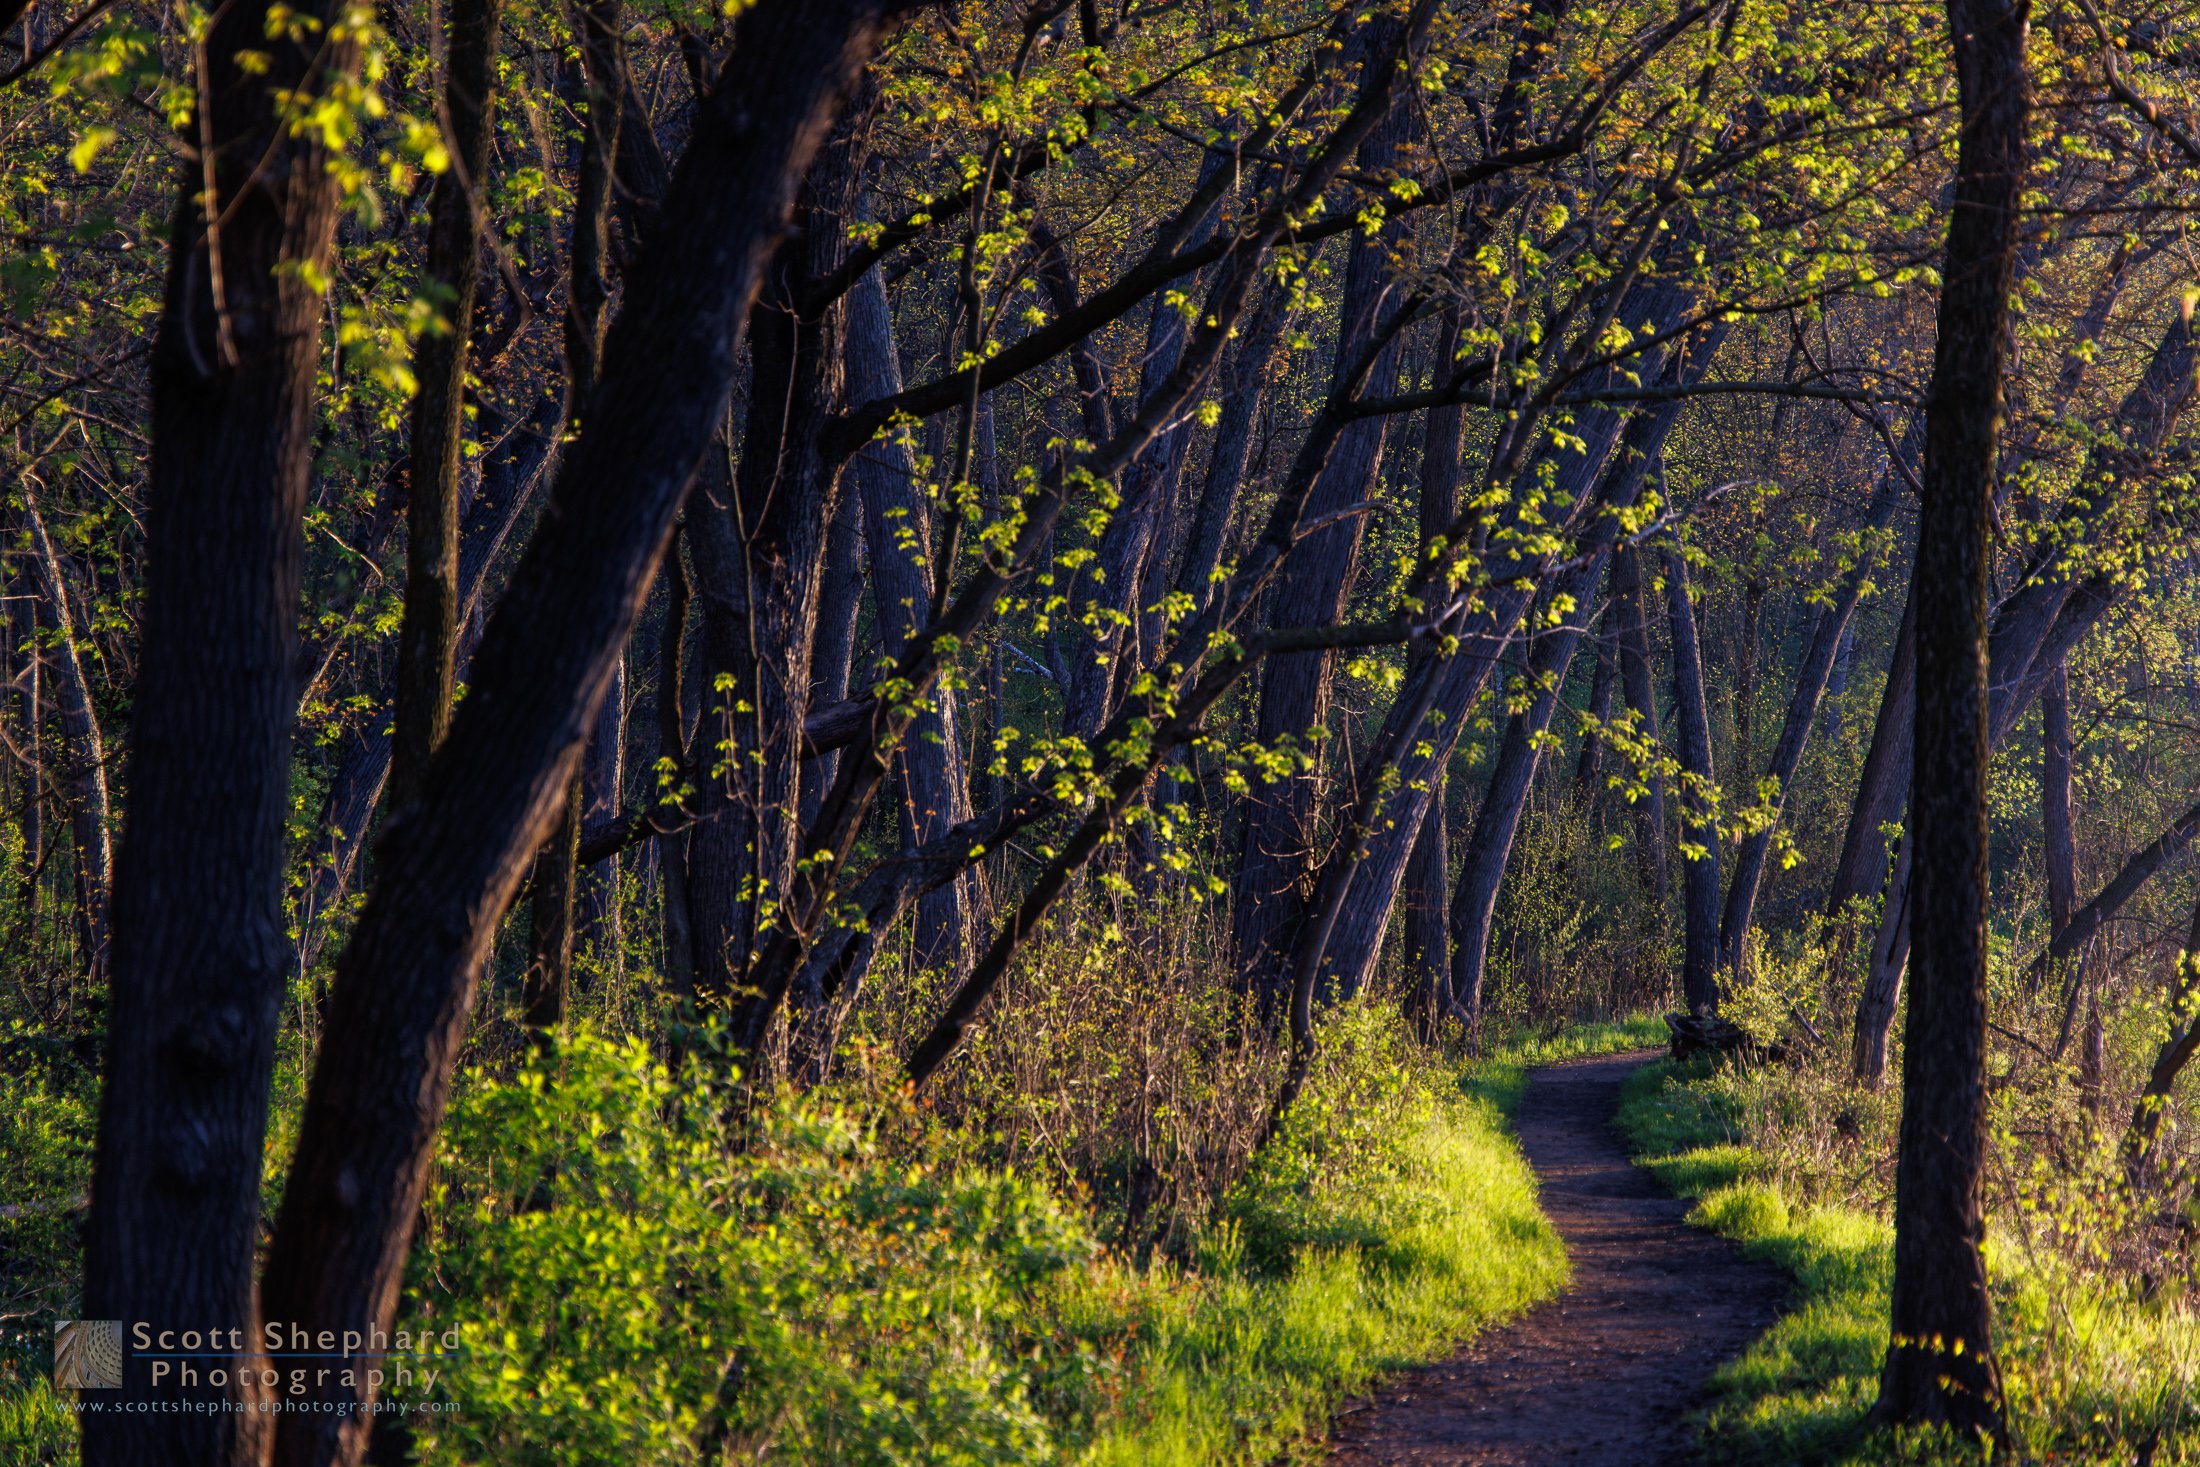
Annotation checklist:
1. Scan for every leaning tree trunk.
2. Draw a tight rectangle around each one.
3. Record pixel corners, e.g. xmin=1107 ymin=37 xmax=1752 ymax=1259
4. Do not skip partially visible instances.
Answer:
xmin=1874 ymin=0 xmax=2026 ymax=1436
xmin=80 ymin=0 xmax=360 ymax=1449
xmin=1662 ymin=536 xmax=1722 ymax=1016
xmin=255 ymin=11 xmax=890 ymax=1463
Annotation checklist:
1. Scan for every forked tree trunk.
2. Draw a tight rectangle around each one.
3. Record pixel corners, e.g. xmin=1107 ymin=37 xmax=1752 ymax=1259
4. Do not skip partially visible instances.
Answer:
xmin=1874 ymin=0 xmax=2025 ymax=1434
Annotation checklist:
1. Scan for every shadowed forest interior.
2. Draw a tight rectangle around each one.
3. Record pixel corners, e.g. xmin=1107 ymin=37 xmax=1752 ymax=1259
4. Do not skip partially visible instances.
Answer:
xmin=7 ymin=0 xmax=2200 ymax=1459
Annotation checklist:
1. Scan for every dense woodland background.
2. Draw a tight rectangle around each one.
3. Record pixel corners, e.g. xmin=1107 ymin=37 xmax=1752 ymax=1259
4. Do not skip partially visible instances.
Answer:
xmin=6 ymin=0 xmax=2200 ymax=1458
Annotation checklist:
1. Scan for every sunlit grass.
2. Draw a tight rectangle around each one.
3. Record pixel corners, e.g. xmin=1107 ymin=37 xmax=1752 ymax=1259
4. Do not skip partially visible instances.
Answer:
xmin=1618 ymin=1060 xmax=2200 ymax=1465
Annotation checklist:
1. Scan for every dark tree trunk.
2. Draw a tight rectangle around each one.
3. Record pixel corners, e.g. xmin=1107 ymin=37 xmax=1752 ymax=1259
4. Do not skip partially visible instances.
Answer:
xmin=575 ymin=651 xmax=626 ymax=979
xmin=526 ymin=0 xmax=624 ymax=1019
xmin=1401 ymin=305 xmax=1468 ymax=1033
xmin=687 ymin=130 xmax=859 ymax=1029
xmin=2042 ymin=659 xmax=2076 ymax=936
xmin=1232 ymin=38 xmax=1415 ymax=1006
xmin=1574 ymin=615 xmax=1616 ymax=804
xmin=1852 ymin=838 xmax=1911 ymax=1083
xmin=80 ymin=0 xmax=359 ymax=1449
xmin=7 ymin=541 xmax=41 ymax=915
xmin=1174 ymin=280 xmax=1290 ymax=613
xmin=1611 ymin=544 xmax=1671 ymax=907
xmin=1874 ymin=0 xmax=2025 ymax=1434
xmin=1662 ymin=538 xmax=1721 ymax=1016
xmin=657 ymin=541 xmax=696 ymax=997
xmin=390 ymin=0 xmax=503 ymax=811
xmin=805 ymin=466 xmax=866 ymax=826
xmin=1064 ymin=153 xmax=1227 ymax=737
xmin=1827 ymin=584 xmax=1915 ymax=915
xmin=256 ymin=10 xmax=889 ymax=1461
xmin=2124 ymin=900 xmax=2200 ymax=1182
xmin=844 ymin=261 xmax=975 ymax=972
xmin=2027 ymin=794 xmax=2200 ymax=986
xmin=1720 ymin=458 xmax=1905 ymax=973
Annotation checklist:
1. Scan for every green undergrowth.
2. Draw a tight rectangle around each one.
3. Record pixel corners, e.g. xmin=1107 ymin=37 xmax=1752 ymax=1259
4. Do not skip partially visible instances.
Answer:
xmin=1617 ymin=1059 xmax=2200 ymax=1465
xmin=394 ymin=1011 xmax=1683 ymax=1467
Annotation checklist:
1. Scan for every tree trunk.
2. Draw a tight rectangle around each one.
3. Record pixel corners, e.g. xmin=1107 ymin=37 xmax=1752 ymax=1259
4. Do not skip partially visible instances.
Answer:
xmin=844 ymin=260 xmax=975 ymax=973
xmin=1826 ymin=585 xmax=1915 ymax=915
xmin=1662 ymin=537 xmax=1722 ymax=1016
xmin=390 ymin=0 xmax=503 ymax=811
xmin=256 ymin=11 xmax=888 ymax=1460
xmin=1720 ymin=456 xmax=1906 ymax=973
xmin=687 ymin=128 xmax=860 ymax=1035
xmin=1174 ymin=279 xmax=1290 ymax=613
xmin=23 ymin=493 xmax=111 ymax=983
xmin=574 ymin=650 xmax=625 ymax=980
xmin=1611 ymin=543 xmax=1671 ymax=907
xmin=2042 ymin=659 xmax=2076 ymax=935
xmin=1874 ymin=0 xmax=2025 ymax=1434
xmin=1574 ymin=616 xmax=1616 ymax=804
xmin=1852 ymin=838 xmax=1911 ymax=1084
xmin=657 ymin=541 xmax=696 ymax=998
xmin=1232 ymin=31 xmax=1415 ymax=1009
xmin=805 ymin=467 xmax=866 ymax=826
xmin=79 ymin=0 xmax=358 ymax=1446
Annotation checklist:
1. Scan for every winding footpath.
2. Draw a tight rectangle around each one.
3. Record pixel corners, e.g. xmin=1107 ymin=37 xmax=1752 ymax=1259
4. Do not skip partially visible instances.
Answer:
xmin=1327 ymin=1051 xmax=1786 ymax=1465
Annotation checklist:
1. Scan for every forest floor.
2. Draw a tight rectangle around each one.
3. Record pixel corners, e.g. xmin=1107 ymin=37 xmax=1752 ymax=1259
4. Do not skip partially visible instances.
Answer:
xmin=1325 ymin=1051 xmax=1786 ymax=1465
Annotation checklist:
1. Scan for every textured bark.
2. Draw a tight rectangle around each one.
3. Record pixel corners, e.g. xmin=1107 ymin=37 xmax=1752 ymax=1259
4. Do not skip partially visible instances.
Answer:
xmin=844 ymin=261 xmax=974 ymax=971
xmin=79 ymin=0 xmax=358 ymax=1445
xmin=24 ymin=493 xmax=111 ymax=982
xmin=390 ymin=0 xmax=503 ymax=811
xmin=1030 ymin=222 xmax=1117 ymax=445
xmin=1232 ymin=36 xmax=1416 ymax=1004
xmin=1401 ymin=306 xmax=1469 ymax=1031
xmin=805 ymin=465 xmax=866 ymax=825
xmin=1719 ymin=456 xmax=1906 ymax=972
xmin=257 ymin=10 xmax=889 ymax=1462
xmin=8 ymin=543 xmax=40 ymax=913
xmin=1852 ymin=838 xmax=1911 ymax=1083
xmin=1875 ymin=0 xmax=2024 ymax=1433
xmin=1661 ymin=538 xmax=1721 ymax=1016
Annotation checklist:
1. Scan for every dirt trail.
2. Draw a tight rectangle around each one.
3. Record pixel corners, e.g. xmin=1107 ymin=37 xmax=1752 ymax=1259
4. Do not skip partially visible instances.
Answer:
xmin=1327 ymin=1050 xmax=1785 ymax=1465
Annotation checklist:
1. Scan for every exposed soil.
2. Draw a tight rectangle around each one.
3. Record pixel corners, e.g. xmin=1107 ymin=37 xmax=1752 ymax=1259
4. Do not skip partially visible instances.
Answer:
xmin=1326 ymin=1050 xmax=1786 ymax=1465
